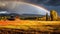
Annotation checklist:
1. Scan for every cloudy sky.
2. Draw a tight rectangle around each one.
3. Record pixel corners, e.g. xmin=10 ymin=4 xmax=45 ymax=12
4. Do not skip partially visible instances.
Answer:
xmin=0 ymin=0 xmax=60 ymax=15
xmin=22 ymin=0 xmax=60 ymax=15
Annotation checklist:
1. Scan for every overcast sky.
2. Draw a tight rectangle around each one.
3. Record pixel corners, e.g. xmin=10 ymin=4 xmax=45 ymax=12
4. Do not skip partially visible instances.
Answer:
xmin=22 ymin=0 xmax=60 ymax=15
xmin=0 ymin=0 xmax=60 ymax=15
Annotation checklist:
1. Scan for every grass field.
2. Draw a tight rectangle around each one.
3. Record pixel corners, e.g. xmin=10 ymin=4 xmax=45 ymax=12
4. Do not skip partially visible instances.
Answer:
xmin=0 ymin=19 xmax=60 ymax=32
xmin=0 ymin=19 xmax=60 ymax=34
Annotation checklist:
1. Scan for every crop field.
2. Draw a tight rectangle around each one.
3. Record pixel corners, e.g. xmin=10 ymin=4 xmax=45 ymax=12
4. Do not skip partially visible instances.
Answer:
xmin=0 ymin=19 xmax=60 ymax=34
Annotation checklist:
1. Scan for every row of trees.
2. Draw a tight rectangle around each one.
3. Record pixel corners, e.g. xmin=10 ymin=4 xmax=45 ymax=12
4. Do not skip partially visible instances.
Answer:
xmin=0 ymin=16 xmax=15 ymax=21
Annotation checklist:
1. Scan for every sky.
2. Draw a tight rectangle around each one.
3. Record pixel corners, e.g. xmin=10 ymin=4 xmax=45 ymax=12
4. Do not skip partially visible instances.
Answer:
xmin=0 ymin=0 xmax=60 ymax=15
xmin=22 ymin=0 xmax=60 ymax=16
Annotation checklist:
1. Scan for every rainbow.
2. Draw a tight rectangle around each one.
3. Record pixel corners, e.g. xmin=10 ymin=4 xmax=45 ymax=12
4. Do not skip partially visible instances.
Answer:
xmin=0 ymin=1 xmax=50 ymax=15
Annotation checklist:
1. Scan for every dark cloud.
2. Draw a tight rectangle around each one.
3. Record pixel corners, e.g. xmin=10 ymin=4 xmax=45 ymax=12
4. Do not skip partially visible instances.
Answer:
xmin=24 ymin=0 xmax=60 ymax=6
xmin=44 ymin=0 xmax=60 ymax=6
xmin=24 ymin=0 xmax=60 ymax=15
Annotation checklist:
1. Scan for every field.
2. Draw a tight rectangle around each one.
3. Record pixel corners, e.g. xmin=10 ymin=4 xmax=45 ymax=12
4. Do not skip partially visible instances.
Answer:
xmin=0 ymin=19 xmax=60 ymax=34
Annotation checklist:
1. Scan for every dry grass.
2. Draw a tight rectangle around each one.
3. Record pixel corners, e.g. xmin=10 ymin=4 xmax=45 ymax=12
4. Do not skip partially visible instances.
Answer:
xmin=0 ymin=19 xmax=60 ymax=32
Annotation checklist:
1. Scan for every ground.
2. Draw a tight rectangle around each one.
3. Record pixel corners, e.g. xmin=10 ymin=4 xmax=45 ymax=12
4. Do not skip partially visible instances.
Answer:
xmin=0 ymin=19 xmax=60 ymax=34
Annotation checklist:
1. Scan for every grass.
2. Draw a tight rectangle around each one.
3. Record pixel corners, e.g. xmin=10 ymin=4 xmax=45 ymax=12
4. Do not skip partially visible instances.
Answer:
xmin=0 ymin=19 xmax=60 ymax=32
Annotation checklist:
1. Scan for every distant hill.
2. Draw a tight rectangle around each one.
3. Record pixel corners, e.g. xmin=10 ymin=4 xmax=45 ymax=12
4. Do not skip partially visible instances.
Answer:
xmin=21 ymin=14 xmax=45 ymax=17
xmin=0 ymin=13 xmax=45 ymax=18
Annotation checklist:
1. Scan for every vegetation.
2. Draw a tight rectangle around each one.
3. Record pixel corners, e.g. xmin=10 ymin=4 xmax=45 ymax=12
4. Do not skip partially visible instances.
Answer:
xmin=46 ymin=13 xmax=49 ymax=21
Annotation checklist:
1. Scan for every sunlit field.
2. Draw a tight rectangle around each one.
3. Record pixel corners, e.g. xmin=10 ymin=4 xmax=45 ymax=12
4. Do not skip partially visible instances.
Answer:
xmin=0 ymin=19 xmax=60 ymax=33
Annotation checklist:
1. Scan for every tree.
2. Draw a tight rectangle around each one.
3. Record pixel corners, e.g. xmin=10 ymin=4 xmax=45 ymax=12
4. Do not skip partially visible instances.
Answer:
xmin=50 ymin=10 xmax=58 ymax=21
xmin=46 ymin=13 xmax=49 ymax=21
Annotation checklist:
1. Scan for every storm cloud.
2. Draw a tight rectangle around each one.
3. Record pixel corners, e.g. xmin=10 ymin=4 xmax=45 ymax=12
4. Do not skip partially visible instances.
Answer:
xmin=24 ymin=0 xmax=60 ymax=6
xmin=23 ymin=0 xmax=60 ymax=15
xmin=0 ymin=0 xmax=60 ymax=15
